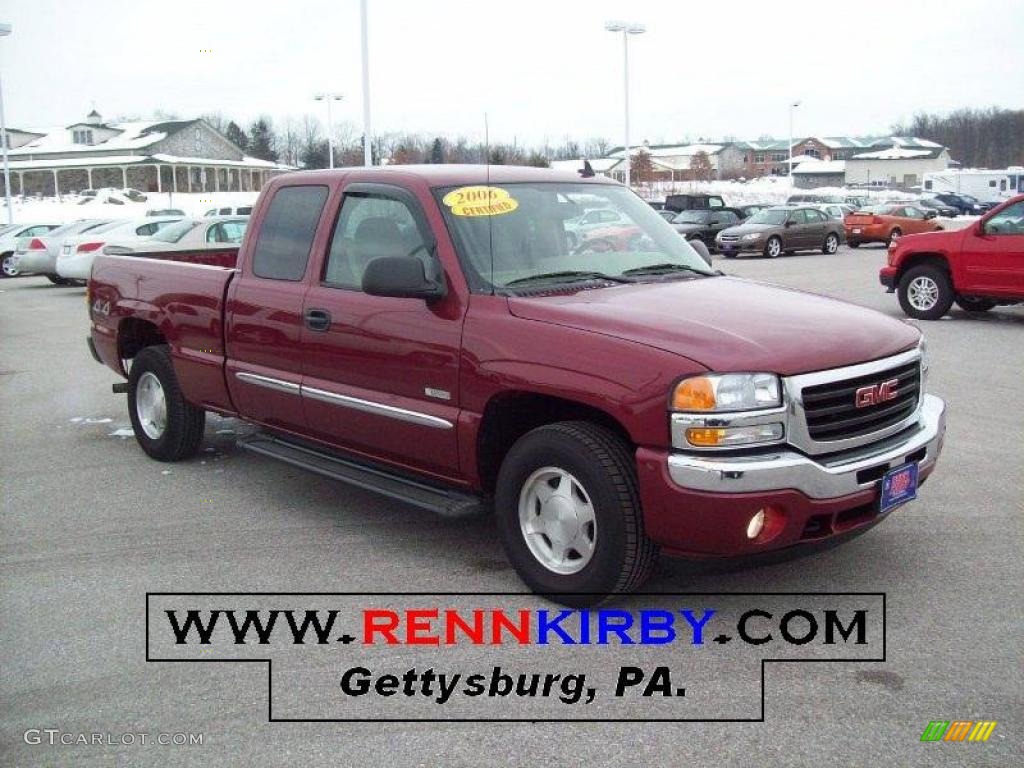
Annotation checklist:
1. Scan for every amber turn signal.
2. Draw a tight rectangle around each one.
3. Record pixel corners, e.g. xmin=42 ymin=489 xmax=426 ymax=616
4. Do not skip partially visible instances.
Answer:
xmin=672 ymin=377 xmax=717 ymax=411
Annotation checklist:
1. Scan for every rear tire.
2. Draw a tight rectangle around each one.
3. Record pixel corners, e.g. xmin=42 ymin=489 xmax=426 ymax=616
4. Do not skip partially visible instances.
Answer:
xmin=494 ymin=421 xmax=656 ymax=606
xmin=898 ymin=265 xmax=953 ymax=320
xmin=849 ymin=241 xmax=860 ymax=248
xmin=822 ymin=233 xmax=840 ymax=254
xmin=46 ymin=274 xmax=73 ymax=286
xmin=127 ymin=345 xmax=206 ymax=461
xmin=887 ymin=228 xmax=902 ymax=246
xmin=955 ymin=296 xmax=995 ymax=313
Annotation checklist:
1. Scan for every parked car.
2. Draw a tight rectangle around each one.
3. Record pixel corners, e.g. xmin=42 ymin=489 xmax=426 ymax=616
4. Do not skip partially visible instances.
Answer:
xmin=845 ymin=204 xmax=942 ymax=247
xmin=0 ymin=223 xmax=61 ymax=277
xmin=880 ymin=193 xmax=1024 ymax=319
xmin=717 ymin=206 xmax=844 ymax=257
xmin=122 ymin=188 xmax=148 ymax=203
xmin=931 ymin=193 xmax=986 ymax=216
xmin=844 ymin=195 xmax=870 ymax=209
xmin=104 ymin=217 xmax=249 ymax=254
xmin=656 ymin=209 xmax=678 ymax=222
xmin=669 ymin=208 xmax=745 ymax=250
xmin=146 ymin=208 xmax=187 ymax=217
xmin=956 ymin=193 xmax=996 ymax=213
xmin=56 ymin=216 xmax=183 ymax=280
xmin=565 ymin=207 xmax=630 ymax=247
xmin=88 ymin=166 xmax=946 ymax=602
xmin=203 ymin=205 xmax=253 ymax=217
xmin=815 ymin=203 xmax=856 ymax=220
xmin=663 ymin=193 xmax=726 ymax=213
xmin=786 ymin=193 xmax=845 ymax=205
xmin=10 ymin=219 xmax=112 ymax=284
xmin=917 ymin=197 xmax=959 ymax=218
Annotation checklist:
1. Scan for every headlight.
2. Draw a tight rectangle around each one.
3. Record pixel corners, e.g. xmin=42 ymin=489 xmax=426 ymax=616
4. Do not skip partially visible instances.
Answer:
xmin=741 ymin=232 xmax=763 ymax=241
xmin=672 ymin=373 xmax=781 ymax=412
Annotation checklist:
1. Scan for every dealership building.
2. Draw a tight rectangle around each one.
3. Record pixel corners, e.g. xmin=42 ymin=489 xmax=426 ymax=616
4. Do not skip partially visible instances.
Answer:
xmin=1 ymin=111 xmax=291 ymax=197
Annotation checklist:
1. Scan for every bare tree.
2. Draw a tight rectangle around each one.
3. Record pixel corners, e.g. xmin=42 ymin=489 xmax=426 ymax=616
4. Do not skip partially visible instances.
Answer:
xmin=689 ymin=151 xmax=713 ymax=182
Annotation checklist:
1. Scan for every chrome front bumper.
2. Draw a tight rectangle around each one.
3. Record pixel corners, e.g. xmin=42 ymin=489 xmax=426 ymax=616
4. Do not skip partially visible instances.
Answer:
xmin=667 ymin=394 xmax=946 ymax=499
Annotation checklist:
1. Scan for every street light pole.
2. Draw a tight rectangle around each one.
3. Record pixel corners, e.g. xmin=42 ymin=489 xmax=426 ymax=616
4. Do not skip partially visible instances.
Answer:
xmin=605 ymin=20 xmax=645 ymax=189
xmin=360 ymin=0 xmax=372 ymax=166
xmin=314 ymin=93 xmax=343 ymax=169
xmin=788 ymin=100 xmax=801 ymax=180
xmin=0 ymin=22 xmax=13 ymax=225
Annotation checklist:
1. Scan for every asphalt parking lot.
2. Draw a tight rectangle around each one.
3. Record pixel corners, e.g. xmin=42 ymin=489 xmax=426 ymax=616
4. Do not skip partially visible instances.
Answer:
xmin=1 ymin=244 xmax=1021 ymax=766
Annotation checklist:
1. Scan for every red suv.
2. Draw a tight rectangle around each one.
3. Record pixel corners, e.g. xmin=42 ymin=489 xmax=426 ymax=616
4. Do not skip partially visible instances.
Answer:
xmin=880 ymin=194 xmax=1024 ymax=319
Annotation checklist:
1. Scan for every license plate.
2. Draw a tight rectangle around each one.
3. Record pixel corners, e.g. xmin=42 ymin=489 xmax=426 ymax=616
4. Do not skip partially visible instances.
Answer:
xmin=852 ymin=228 xmax=862 ymax=234
xmin=879 ymin=463 xmax=918 ymax=514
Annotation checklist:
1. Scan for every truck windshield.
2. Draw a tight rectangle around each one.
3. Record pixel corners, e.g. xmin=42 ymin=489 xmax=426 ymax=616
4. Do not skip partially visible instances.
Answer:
xmin=434 ymin=182 xmax=714 ymax=292
xmin=672 ymin=210 xmax=710 ymax=224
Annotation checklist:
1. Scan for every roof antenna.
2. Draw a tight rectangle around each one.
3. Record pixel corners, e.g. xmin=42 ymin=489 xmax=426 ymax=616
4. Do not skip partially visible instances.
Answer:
xmin=578 ymin=158 xmax=595 ymax=178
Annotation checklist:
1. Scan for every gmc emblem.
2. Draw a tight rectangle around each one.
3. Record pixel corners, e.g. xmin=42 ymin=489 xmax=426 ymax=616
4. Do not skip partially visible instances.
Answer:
xmin=855 ymin=378 xmax=899 ymax=408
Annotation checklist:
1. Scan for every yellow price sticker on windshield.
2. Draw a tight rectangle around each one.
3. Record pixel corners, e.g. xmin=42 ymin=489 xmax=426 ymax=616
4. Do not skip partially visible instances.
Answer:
xmin=442 ymin=186 xmax=519 ymax=217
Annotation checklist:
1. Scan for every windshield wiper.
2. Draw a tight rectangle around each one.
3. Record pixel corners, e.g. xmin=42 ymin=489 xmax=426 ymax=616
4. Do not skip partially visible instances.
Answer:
xmin=622 ymin=262 xmax=711 ymax=277
xmin=503 ymin=270 xmax=634 ymax=288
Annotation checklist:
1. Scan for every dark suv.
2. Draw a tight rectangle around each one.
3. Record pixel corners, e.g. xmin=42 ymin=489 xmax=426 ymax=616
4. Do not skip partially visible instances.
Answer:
xmin=664 ymin=193 xmax=727 ymax=213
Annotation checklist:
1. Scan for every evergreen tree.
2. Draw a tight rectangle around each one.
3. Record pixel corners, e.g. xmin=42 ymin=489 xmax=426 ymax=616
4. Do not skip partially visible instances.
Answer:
xmin=248 ymin=118 xmax=279 ymax=162
xmin=225 ymin=121 xmax=249 ymax=152
xmin=430 ymin=138 xmax=444 ymax=164
xmin=301 ymin=139 xmax=330 ymax=169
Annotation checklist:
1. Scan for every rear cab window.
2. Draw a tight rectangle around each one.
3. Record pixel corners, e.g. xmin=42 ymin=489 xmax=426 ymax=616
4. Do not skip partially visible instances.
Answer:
xmin=251 ymin=185 xmax=329 ymax=281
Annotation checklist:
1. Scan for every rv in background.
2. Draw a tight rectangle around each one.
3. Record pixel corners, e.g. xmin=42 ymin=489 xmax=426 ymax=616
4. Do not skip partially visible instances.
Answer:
xmin=923 ymin=168 xmax=1024 ymax=204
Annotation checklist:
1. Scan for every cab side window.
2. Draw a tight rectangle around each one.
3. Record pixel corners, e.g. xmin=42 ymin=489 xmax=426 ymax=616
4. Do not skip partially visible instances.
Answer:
xmin=789 ymin=209 xmax=808 ymax=224
xmin=984 ymin=202 xmax=1024 ymax=235
xmin=251 ymin=185 xmax=329 ymax=281
xmin=323 ymin=194 xmax=430 ymax=290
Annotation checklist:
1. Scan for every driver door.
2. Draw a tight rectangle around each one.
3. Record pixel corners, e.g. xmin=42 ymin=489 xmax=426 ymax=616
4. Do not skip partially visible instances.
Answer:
xmin=298 ymin=183 xmax=465 ymax=478
xmin=959 ymin=201 xmax=1024 ymax=296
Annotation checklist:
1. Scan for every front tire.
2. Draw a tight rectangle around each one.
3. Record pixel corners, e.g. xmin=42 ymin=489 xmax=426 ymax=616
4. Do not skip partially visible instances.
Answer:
xmin=763 ymin=236 xmax=782 ymax=258
xmin=495 ymin=421 xmax=656 ymax=606
xmin=127 ymin=345 xmax=206 ymax=461
xmin=822 ymin=233 xmax=840 ymax=254
xmin=46 ymin=274 xmax=73 ymax=285
xmin=1 ymin=253 xmax=18 ymax=278
xmin=898 ymin=265 xmax=953 ymax=320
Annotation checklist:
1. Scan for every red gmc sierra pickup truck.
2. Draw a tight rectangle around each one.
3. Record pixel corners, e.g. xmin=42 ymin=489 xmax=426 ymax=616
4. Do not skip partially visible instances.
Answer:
xmin=88 ymin=166 xmax=946 ymax=603
xmin=880 ymin=193 xmax=1024 ymax=320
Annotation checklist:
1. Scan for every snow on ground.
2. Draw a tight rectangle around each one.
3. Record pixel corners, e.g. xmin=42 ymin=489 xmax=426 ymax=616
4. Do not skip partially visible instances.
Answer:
xmin=0 ymin=191 xmax=260 ymax=225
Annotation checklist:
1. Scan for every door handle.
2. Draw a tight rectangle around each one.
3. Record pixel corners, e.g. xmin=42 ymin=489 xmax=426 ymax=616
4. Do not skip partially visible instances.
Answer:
xmin=304 ymin=308 xmax=332 ymax=332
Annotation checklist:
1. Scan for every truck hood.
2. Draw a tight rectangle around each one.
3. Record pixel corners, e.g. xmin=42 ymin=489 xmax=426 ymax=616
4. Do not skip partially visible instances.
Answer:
xmin=508 ymin=276 xmax=920 ymax=375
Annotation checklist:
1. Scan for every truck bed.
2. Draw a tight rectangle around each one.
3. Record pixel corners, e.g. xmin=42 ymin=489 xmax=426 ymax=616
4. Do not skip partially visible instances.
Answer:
xmin=89 ymin=253 xmax=237 ymax=413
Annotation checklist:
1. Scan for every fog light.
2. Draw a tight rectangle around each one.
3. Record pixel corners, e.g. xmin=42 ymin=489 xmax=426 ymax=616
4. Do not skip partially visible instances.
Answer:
xmin=746 ymin=510 xmax=766 ymax=539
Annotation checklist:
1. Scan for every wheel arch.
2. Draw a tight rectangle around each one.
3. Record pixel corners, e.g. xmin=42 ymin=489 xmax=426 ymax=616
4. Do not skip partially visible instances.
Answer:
xmin=896 ymin=252 xmax=950 ymax=281
xmin=117 ymin=317 xmax=167 ymax=362
xmin=475 ymin=390 xmax=633 ymax=495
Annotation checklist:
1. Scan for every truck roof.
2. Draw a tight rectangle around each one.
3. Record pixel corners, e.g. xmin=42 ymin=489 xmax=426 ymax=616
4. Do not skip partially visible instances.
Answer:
xmin=275 ymin=164 xmax=618 ymax=188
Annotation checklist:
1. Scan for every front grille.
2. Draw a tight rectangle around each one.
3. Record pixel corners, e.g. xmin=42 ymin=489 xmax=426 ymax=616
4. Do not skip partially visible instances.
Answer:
xmin=801 ymin=360 xmax=921 ymax=442
xmin=719 ymin=234 xmax=740 ymax=242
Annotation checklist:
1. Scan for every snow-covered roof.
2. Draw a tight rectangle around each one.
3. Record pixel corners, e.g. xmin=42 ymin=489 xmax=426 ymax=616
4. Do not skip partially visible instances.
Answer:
xmin=607 ymin=143 xmax=725 ymax=159
xmin=789 ymin=154 xmax=822 ymax=165
xmin=4 ymin=155 xmax=150 ymax=170
xmin=8 ymin=121 xmax=181 ymax=156
xmin=851 ymin=147 xmax=934 ymax=160
xmin=792 ymin=160 xmax=846 ymax=175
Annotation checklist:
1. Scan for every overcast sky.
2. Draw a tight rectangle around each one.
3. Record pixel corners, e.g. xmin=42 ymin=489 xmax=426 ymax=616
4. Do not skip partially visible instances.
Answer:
xmin=2 ymin=0 xmax=1023 ymax=147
